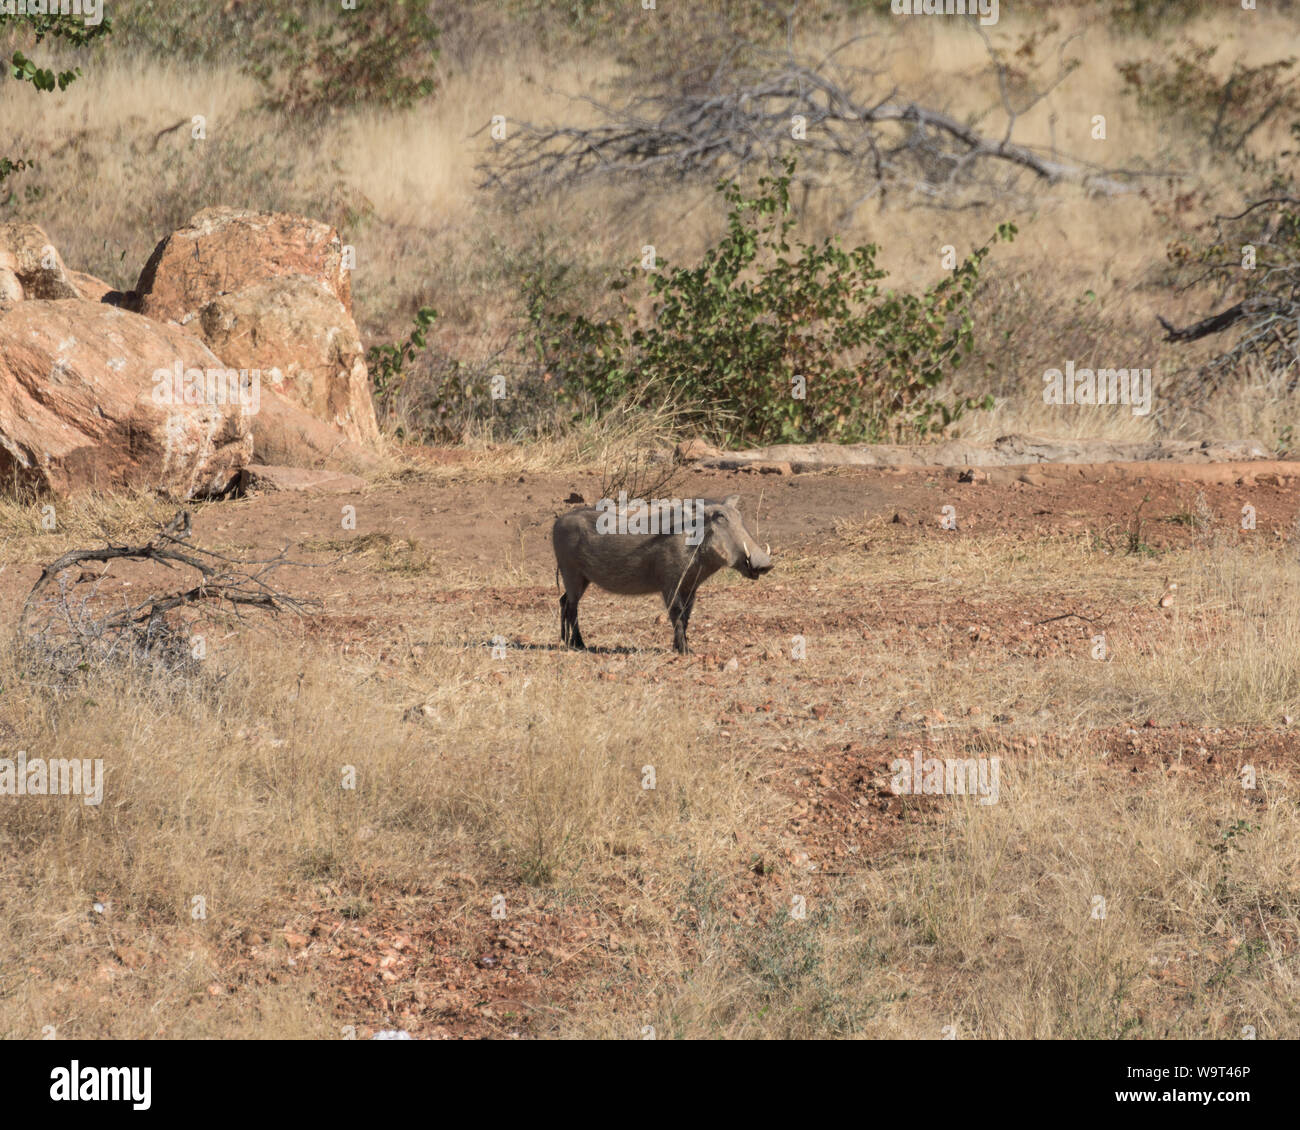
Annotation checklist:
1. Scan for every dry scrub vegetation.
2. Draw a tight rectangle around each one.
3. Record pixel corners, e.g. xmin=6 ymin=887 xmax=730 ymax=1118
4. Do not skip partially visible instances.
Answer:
xmin=2 ymin=1 xmax=1299 ymax=1039
xmin=2 ymin=484 xmax=1299 ymax=1038
xmin=0 ymin=633 xmax=762 ymax=1037
xmin=5 ymin=0 xmax=1300 ymax=449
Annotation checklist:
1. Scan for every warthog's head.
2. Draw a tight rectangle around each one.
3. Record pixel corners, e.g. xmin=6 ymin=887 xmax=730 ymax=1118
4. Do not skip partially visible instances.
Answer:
xmin=699 ymin=495 xmax=773 ymax=579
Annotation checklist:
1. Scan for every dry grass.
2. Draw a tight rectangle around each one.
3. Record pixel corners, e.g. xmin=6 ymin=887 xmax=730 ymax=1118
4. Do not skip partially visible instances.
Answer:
xmin=860 ymin=741 xmax=1299 ymax=1039
xmin=0 ymin=492 xmax=184 ymax=566
xmin=4 ymin=2 xmax=1300 ymax=1040
xmin=557 ymin=531 xmax=1300 ymax=1038
xmin=1062 ymin=535 xmax=1300 ymax=726
xmin=0 ymin=622 xmax=763 ymax=1037
xmin=5 ymin=496 xmax=1298 ymax=1037
xmin=810 ymin=516 xmax=1300 ymax=728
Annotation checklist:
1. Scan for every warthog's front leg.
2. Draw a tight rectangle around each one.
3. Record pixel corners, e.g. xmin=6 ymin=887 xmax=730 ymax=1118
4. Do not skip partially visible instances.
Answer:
xmin=669 ymin=590 xmax=696 ymax=654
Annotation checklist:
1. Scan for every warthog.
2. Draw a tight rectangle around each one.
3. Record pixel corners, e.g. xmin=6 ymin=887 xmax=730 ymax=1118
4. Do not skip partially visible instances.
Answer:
xmin=552 ymin=494 xmax=773 ymax=654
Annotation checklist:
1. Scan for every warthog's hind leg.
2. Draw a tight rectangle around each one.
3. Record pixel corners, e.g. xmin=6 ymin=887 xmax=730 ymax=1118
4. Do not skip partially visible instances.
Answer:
xmin=559 ymin=588 xmax=587 ymax=650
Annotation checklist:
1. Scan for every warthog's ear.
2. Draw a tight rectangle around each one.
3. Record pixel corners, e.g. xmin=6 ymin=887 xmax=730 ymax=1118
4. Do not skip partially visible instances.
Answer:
xmin=723 ymin=494 xmax=741 ymax=508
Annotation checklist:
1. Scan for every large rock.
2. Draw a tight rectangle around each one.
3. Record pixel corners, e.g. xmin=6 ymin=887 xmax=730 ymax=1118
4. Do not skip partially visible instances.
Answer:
xmin=249 ymin=386 xmax=380 ymax=470
xmin=0 ymin=210 xmax=378 ymax=490
xmin=134 ymin=206 xmax=353 ymax=324
xmin=132 ymin=210 xmax=375 ymax=467
xmin=0 ymin=268 xmax=20 ymax=304
xmin=0 ymin=300 xmax=252 ymax=497
xmin=66 ymin=269 xmax=115 ymax=304
xmin=197 ymin=274 xmax=378 ymax=452
xmin=0 ymin=222 xmax=82 ymax=301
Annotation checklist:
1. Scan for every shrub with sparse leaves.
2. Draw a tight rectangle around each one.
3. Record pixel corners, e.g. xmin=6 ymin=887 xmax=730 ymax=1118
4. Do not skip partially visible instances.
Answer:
xmin=1118 ymin=45 xmax=1300 ymax=158
xmin=528 ymin=158 xmax=1015 ymax=445
xmin=243 ymin=0 xmax=439 ymax=114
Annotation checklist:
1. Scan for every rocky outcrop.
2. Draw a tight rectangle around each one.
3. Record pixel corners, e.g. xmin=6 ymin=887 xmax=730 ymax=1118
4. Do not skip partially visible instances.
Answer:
xmin=134 ymin=206 xmax=353 ymax=324
xmin=247 ymin=388 xmax=380 ymax=470
xmin=131 ymin=209 xmax=374 ymax=466
xmin=0 ymin=300 xmax=252 ymax=497
xmin=1 ymin=209 xmax=383 ymax=496
xmin=65 ymin=269 xmax=116 ymax=304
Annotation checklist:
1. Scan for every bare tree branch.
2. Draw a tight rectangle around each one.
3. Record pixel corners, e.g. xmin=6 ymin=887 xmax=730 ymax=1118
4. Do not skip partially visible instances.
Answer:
xmin=1158 ymin=301 xmax=1260 ymax=343
xmin=478 ymin=30 xmax=1168 ymax=204
xmin=1157 ymin=195 xmax=1300 ymax=385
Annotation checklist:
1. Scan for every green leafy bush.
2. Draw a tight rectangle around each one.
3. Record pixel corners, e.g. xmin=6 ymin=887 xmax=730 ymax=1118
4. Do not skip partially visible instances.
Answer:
xmin=529 ymin=158 xmax=1014 ymax=445
xmin=368 ymin=308 xmax=529 ymax=444
xmin=368 ymin=306 xmax=438 ymax=403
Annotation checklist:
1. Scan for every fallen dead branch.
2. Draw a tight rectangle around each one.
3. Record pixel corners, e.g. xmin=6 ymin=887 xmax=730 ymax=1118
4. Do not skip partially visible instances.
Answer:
xmin=18 ymin=510 xmax=323 ymax=679
xmin=479 ymin=27 xmax=1160 ymax=208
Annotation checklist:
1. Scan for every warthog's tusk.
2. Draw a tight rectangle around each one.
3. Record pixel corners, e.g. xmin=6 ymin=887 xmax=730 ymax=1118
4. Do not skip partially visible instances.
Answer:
xmin=764 ymin=543 xmax=770 ymax=556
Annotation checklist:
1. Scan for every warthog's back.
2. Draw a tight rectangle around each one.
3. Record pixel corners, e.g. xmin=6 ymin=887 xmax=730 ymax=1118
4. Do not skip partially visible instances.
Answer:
xmin=552 ymin=508 xmax=690 ymax=596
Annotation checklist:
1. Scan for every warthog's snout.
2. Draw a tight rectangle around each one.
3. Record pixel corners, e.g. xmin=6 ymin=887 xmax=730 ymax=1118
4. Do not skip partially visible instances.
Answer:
xmin=741 ymin=540 xmax=773 ymax=579
xmin=552 ymin=493 xmax=773 ymax=653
